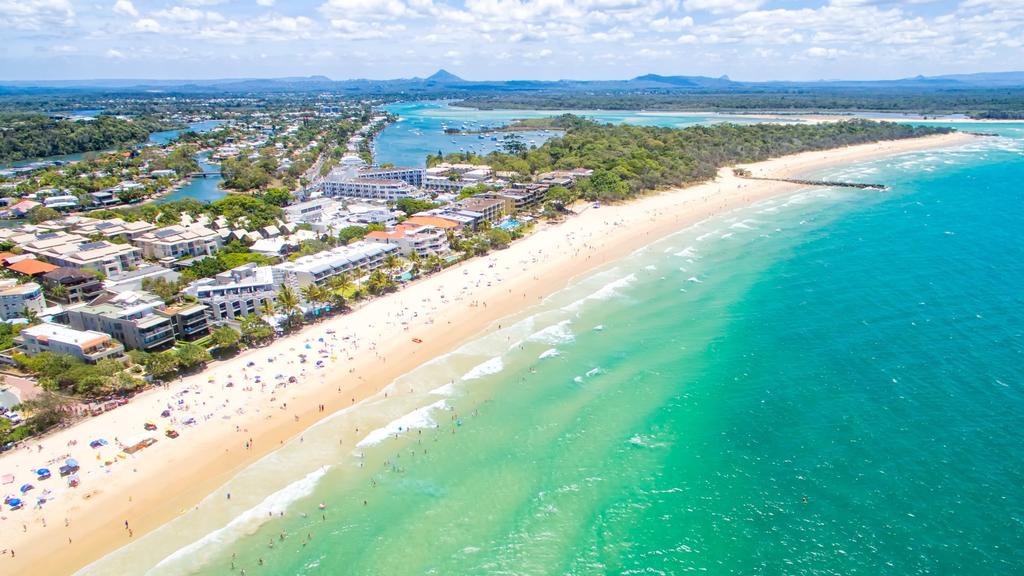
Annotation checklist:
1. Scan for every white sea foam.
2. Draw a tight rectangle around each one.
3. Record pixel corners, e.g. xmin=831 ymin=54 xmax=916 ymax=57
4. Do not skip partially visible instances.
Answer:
xmin=730 ymin=220 xmax=756 ymax=230
xmin=150 ymin=466 xmax=329 ymax=572
xmin=720 ymin=232 xmax=735 ymax=239
xmin=429 ymin=382 xmax=457 ymax=396
xmin=528 ymin=320 xmax=575 ymax=345
xmin=461 ymin=356 xmax=504 ymax=380
xmin=563 ymin=273 xmax=636 ymax=312
xmin=687 ymin=276 xmax=702 ymax=283
xmin=357 ymin=399 xmax=447 ymax=448
xmin=644 ymin=264 xmax=657 ymax=270
xmin=573 ymin=376 xmax=584 ymax=384
xmin=593 ymin=325 xmax=604 ymax=331
xmin=695 ymin=231 xmax=716 ymax=242
xmin=538 ymin=348 xmax=561 ymax=359
xmin=585 ymin=367 xmax=602 ymax=378
xmin=674 ymin=246 xmax=698 ymax=258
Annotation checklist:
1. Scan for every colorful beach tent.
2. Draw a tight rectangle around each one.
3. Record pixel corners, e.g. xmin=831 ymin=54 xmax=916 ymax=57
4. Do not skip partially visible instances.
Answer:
xmin=36 ymin=468 xmax=51 ymax=479
xmin=90 ymin=438 xmax=108 ymax=448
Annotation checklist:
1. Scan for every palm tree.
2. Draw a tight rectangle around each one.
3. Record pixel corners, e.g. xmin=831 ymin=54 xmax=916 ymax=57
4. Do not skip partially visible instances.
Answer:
xmin=23 ymin=307 xmax=41 ymax=326
xmin=260 ymin=299 xmax=276 ymax=319
xmin=300 ymin=284 xmax=323 ymax=319
xmin=383 ymin=254 xmax=402 ymax=276
xmin=275 ymin=285 xmax=302 ymax=330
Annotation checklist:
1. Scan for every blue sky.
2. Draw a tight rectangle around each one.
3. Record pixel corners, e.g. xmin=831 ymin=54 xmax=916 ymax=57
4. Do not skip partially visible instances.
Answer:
xmin=1 ymin=0 xmax=1020 ymax=81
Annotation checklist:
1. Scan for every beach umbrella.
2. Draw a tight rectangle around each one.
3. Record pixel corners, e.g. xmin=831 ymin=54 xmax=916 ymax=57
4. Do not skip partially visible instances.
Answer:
xmin=36 ymin=468 xmax=51 ymax=479
xmin=90 ymin=439 xmax=108 ymax=448
xmin=20 ymin=483 xmax=33 ymax=493
xmin=65 ymin=458 xmax=79 ymax=468
xmin=7 ymin=497 xmax=23 ymax=509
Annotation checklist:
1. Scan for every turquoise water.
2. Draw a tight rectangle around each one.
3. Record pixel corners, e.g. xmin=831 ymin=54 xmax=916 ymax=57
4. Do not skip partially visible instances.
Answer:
xmin=80 ymin=122 xmax=1024 ymax=575
xmin=376 ymin=101 xmax=785 ymax=167
xmin=153 ymin=120 xmax=228 ymax=204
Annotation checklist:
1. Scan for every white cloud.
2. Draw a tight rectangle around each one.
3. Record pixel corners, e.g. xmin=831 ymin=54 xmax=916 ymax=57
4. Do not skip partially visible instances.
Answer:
xmin=683 ymin=0 xmax=764 ymax=14
xmin=134 ymin=18 xmax=163 ymax=33
xmin=113 ymin=0 xmax=138 ymax=17
xmin=257 ymin=0 xmax=275 ymax=5
xmin=155 ymin=6 xmax=206 ymax=22
xmin=105 ymin=48 xmax=126 ymax=59
xmin=0 ymin=0 xmax=75 ymax=30
xmin=650 ymin=16 xmax=694 ymax=32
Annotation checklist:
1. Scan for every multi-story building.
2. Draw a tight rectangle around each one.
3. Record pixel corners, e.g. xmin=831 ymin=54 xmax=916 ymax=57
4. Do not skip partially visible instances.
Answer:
xmin=321 ymin=176 xmax=418 ymax=201
xmin=42 ymin=267 xmax=104 ymax=304
xmin=0 ymin=280 xmax=45 ymax=320
xmin=283 ymin=198 xmax=338 ymax=224
xmin=358 ymin=167 xmax=425 ymax=187
xmin=273 ymin=242 xmax=399 ymax=289
xmin=185 ymin=263 xmax=280 ymax=322
xmin=15 ymin=323 xmax=124 ymax=363
xmin=156 ymin=302 xmax=211 ymax=342
xmin=133 ymin=225 xmax=223 ymax=262
xmin=457 ymin=197 xmax=506 ymax=223
xmin=365 ymin=225 xmax=450 ymax=258
xmin=65 ymin=291 xmax=178 ymax=352
xmin=17 ymin=231 xmax=142 ymax=276
xmin=73 ymin=218 xmax=158 ymax=241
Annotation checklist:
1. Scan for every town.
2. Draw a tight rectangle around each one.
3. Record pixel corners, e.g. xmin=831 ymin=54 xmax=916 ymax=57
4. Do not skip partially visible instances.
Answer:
xmin=0 ymin=99 xmax=592 ymax=448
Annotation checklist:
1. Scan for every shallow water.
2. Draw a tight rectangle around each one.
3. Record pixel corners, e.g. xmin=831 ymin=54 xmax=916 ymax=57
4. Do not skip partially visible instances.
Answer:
xmin=80 ymin=122 xmax=1024 ymax=575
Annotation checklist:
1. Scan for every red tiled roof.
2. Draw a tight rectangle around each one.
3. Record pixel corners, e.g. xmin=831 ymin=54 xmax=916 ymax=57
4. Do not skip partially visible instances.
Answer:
xmin=7 ymin=259 xmax=59 ymax=276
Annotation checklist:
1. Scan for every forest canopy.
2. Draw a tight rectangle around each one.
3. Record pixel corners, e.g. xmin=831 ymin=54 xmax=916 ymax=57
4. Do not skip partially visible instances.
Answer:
xmin=0 ymin=113 xmax=176 ymax=162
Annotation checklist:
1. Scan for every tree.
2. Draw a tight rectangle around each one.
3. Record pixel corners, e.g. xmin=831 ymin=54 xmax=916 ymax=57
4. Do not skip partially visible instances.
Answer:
xmin=500 ymin=133 xmax=527 ymax=156
xmin=211 ymin=326 xmax=241 ymax=352
xmin=301 ymin=284 xmax=323 ymax=312
xmin=175 ymin=342 xmax=212 ymax=371
xmin=382 ymin=253 xmax=402 ymax=275
xmin=262 ymin=187 xmax=292 ymax=207
xmin=27 ymin=205 xmax=61 ymax=224
xmin=544 ymin=185 xmax=575 ymax=210
xmin=260 ymin=299 xmax=276 ymax=319
xmin=366 ymin=269 xmax=396 ymax=295
xmin=145 ymin=351 xmax=180 ymax=381
xmin=275 ymin=284 xmax=302 ymax=330
xmin=395 ymin=197 xmax=439 ymax=216
xmin=337 ymin=226 xmax=368 ymax=245
xmin=20 ymin=390 xmax=73 ymax=433
xmin=142 ymin=277 xmax=182 ymax=304
xmin=485 ymin=228 xmax=513 ymax=249
xmin=240 ymin=313 xmax=274 ymax=346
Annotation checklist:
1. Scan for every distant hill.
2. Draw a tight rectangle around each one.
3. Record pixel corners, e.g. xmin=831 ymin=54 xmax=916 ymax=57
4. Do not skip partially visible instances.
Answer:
xmin=2 ymin=70 xmax=1024 ymax=96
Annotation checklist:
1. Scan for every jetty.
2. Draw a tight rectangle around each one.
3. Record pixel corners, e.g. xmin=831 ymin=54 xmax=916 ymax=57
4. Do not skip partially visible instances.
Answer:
xmin=733 ymin=169 xmax=887 ymax=190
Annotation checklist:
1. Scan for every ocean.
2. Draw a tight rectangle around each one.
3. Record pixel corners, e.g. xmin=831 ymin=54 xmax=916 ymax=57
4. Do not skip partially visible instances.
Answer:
xmin=80 ymin=121 xmax=1024 ymax=575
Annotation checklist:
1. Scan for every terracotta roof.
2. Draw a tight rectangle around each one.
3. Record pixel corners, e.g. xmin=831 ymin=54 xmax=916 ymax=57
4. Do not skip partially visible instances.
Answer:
xmin=404 ymin=216 xmax=459 ymax=229
xmin=7 ymin=259 xmax=59 ymax=276
xmin=0 ymin=252 xmax=16 ymax=263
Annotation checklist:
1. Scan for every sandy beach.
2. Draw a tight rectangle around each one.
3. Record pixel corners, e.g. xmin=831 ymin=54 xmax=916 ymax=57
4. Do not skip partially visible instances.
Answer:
xmin=0 ymin=131 xmax=974 ymax=574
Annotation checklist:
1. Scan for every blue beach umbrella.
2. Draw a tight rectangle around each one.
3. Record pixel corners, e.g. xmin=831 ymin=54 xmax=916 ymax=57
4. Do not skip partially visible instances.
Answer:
xmin=36 ymin=468 xmax=51 ymax=479
xmin=7 ymin=497 xmax=23 ymax=509
xmin=20 ymin=483 xmax=33 ymax=493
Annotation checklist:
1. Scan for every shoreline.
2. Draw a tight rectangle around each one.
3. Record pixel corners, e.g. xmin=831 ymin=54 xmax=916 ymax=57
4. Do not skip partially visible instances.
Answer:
xmin=0 ymin=132 xmax=975 ymax=575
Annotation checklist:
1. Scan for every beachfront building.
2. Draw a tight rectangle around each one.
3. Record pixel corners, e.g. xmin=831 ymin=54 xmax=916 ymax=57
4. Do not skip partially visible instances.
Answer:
xmin=157 ymin=301 xmax=212 ymax=342
xmin=273 ymin=242 xmax=399 ymax=288
xmin=414 ymin=208 xmax=486 ymax=230
xmin=42 ymin=267 xmax=104 ymax=304
xmin=16 ymin=231 xmax=142 ymax=276
xmin=65 ymin=291 xmax=177 ymax=352
xmin=15 ymin=322 xmax=124 ymax=364
xmin=184 ymin=263 xmax=281 ymax=322
xmin=104 ymin=265 xmax=180 ymax=294
xmin=284 ymin=197 xmax=337 ymax=224
xmin=0 ymin=280 xmax=45 ymax=320
xmin=457 ymin=197 xmax=506 ymax=223
xmin=365 ymin=224 xmax=450 ymax=258
xmin=133 ymin=225 xmax=223 ymax=262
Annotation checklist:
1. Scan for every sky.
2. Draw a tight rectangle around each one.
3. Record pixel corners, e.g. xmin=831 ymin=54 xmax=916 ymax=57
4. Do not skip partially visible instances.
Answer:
xmin=1 ymin=0 xmax=1022 ymax=81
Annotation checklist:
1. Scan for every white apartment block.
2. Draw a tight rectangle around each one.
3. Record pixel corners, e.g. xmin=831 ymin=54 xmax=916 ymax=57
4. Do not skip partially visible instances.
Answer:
xmin=0 ymin=279 xmax=45 ymax=320
xmin=17 ymin=231 xmax=142 ymax=276
xmin=133 ymin=225 xmax=223 ymax=261
xmin=16 ymin=322 xmax=124 ymax=363
xmin=365 ymin=225 xmax=449 ymax=258
xmin=321 ymin=177 xmax=418 ymax=202
xmin=185 ymin=263 xmax=282 ymax=322
xmin=273 ymin=242 xmax=399 ymax=288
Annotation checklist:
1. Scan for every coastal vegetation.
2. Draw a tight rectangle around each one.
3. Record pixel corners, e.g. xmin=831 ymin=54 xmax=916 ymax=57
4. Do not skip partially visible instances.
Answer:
xmin=0 ymin=113 xmax=178 ymax=163
xmin=431 ymin=116 xmax=953 ymax=202
xmin=459 ymin=91 xmax=1024 ymax=119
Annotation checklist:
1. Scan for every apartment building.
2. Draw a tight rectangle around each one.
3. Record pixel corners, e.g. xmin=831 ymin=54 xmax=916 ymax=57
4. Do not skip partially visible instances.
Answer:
xmin=15 ymin=323 xmax=124 ymax=364
xmin=321 ymin=177 xmax=418 ymax=201
xmin=457 ymin=197 xmax=506 ymax=223
xmin=65 ymin=291 xmax=188 ymax=352
xmin=365 ymin=224 xmax=450 ymax=258
xmin=17 ymin=231 xmax=141 ymax=276
xmin=42 ymin=267 xmax=104 ymax=304
xmin=133 ymin=225 xmax=223 ymax=262
xmin=0 ymin=279 xmax=45 ymax=320
xmin=185 ymin=263 xmax=281 ymax=322
xmin=273 ymin=242 xmax=399 ymax=289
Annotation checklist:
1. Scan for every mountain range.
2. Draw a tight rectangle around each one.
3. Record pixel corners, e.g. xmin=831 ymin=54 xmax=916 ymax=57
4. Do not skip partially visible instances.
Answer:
xmin=3 ymin=70 xmax=1024 ymax=95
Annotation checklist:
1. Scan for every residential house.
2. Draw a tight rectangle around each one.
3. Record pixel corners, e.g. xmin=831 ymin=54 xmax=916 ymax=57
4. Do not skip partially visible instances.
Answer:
xmin=133 ymin=225 xmax=223 ymax=262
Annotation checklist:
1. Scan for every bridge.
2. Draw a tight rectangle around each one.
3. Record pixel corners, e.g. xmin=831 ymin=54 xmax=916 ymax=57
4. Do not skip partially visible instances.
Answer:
xmin=189 ymin=171 xmax=222 ymax=178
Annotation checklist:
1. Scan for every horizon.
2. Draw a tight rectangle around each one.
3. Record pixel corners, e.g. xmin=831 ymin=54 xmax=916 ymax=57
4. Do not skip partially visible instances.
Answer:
xmin=4 ymin=68 xmax=1024 ymax=84
xmin=3 ymin=0 xmax=1022 ymax=81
